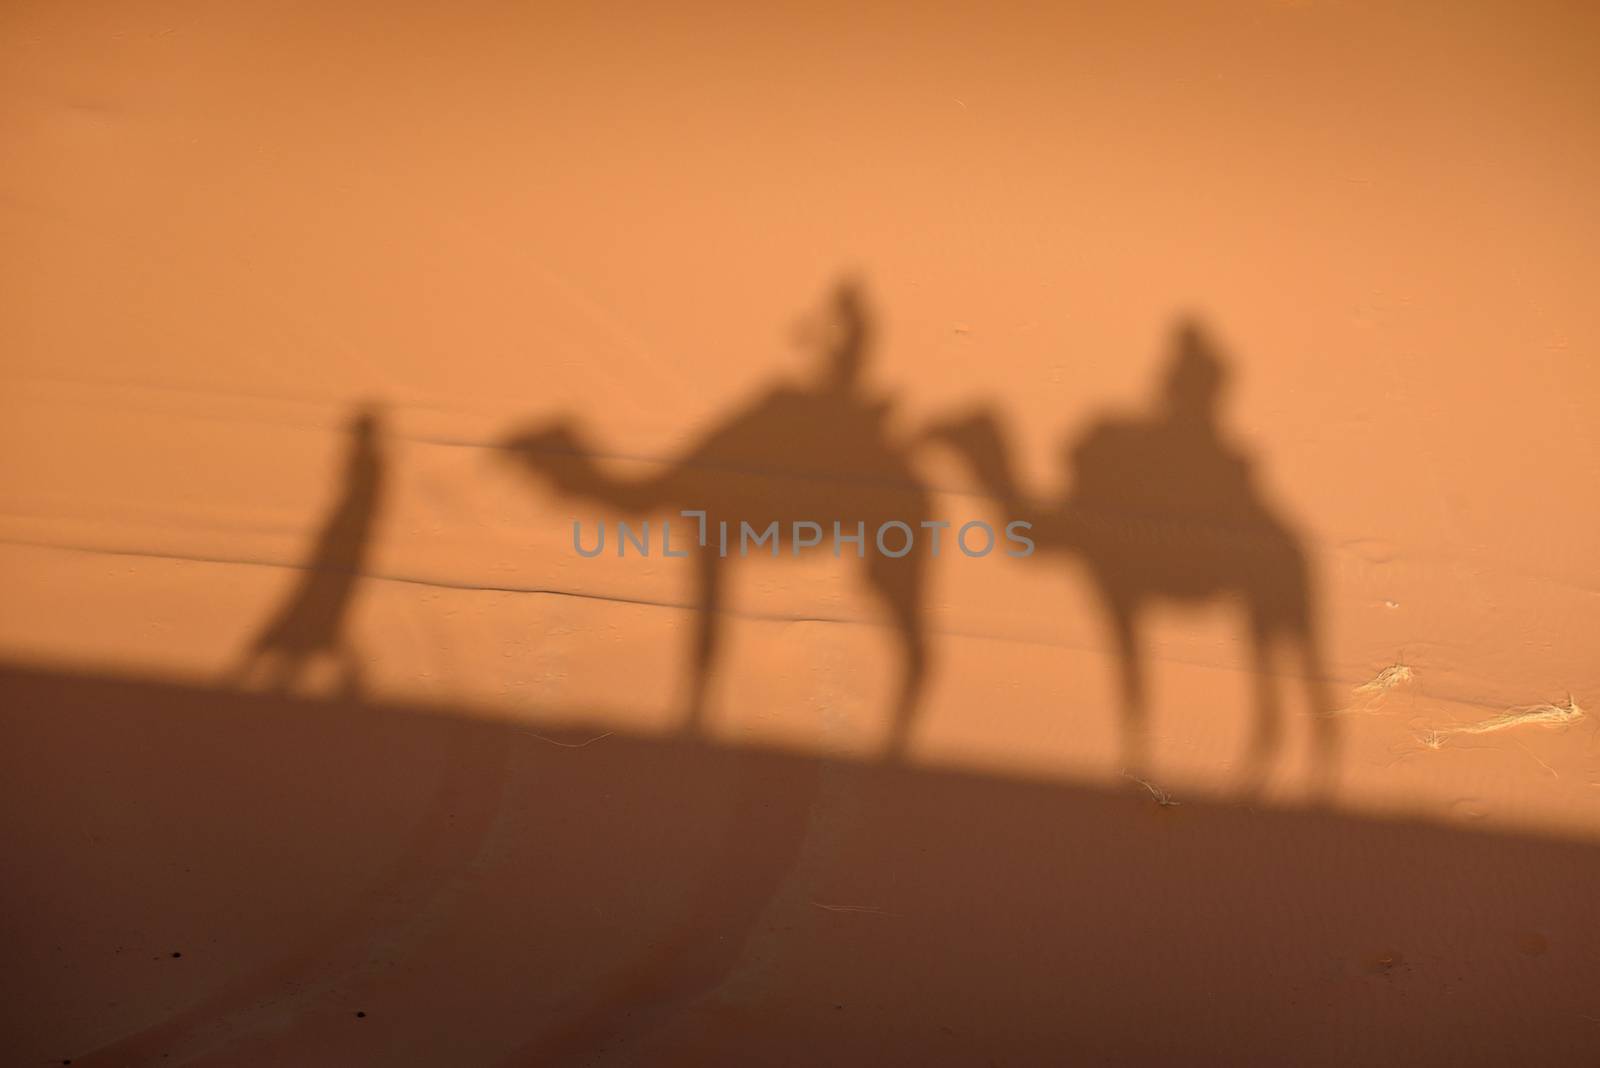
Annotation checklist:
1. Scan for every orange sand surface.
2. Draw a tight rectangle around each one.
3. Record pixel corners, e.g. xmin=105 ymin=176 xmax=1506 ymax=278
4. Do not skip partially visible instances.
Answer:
xmin=3 ymin=1 xmax=1598 ymax=1063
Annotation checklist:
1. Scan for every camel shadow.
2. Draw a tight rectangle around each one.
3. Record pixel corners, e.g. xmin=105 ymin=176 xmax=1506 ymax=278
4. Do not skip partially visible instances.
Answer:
xmin=928 ymin=318 xmax=1338 ymax=798
xmin=224 ymin=404 xmax=386 ymax=698
xmin=497 ymin=278 xmax=933 ymax=755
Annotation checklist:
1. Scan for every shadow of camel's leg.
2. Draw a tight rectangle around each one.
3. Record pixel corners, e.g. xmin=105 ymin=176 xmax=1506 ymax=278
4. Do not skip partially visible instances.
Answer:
xmin=1241 ymin=616 xmax=1283 ymax=795
xmin=1106 ymin=597 xmax=1149 ymax=780
xmin=870 ymin=551 xmax=928 ymax=761
xmin=337 ymin=643 xmax=366 ymax=701
xmin=220 ymin=647 xmax=263 ymax=690
xmin=683 ymin=550 xmax=723 ymax=735
xmin=264 ymin=649 xmax=307 ymax=695
xmin=1297 ymin=625 xmax=1339 ymax=801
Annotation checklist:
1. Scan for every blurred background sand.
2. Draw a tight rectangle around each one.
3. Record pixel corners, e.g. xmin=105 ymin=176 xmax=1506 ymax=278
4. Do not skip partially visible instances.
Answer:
xmin=3 ymin=1 xmax=1598 ymax=1062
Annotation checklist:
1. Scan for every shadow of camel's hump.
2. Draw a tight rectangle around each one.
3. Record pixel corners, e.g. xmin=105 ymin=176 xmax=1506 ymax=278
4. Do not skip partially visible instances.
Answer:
xmin=1064 ymin=415 xmax=1311 ymax=627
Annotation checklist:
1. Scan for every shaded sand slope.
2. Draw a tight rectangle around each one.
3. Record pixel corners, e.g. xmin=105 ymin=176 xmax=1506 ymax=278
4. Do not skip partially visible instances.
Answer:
xmin=5 ymin=662 xmax=1598 ymax=1066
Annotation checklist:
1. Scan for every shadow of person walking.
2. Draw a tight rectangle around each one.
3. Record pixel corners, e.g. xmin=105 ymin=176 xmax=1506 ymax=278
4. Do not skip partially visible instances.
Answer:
xmin=928 ymin=319 xmax=1338 ymax=798
xmin=225 ymin=404 xmax=386 ymax=699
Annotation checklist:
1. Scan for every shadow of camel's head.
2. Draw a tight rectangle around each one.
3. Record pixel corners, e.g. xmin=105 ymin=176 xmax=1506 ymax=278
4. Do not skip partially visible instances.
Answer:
xmin=494 ymin=420 xmax=584 ymax=481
